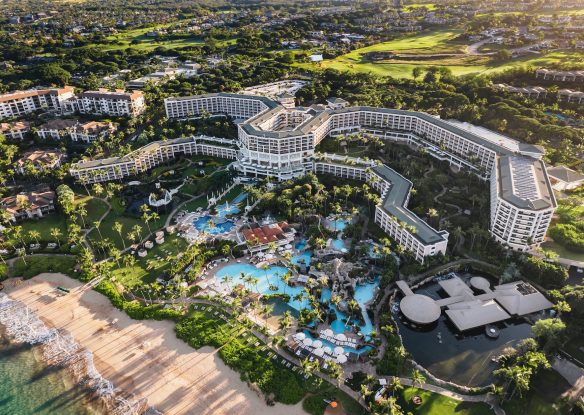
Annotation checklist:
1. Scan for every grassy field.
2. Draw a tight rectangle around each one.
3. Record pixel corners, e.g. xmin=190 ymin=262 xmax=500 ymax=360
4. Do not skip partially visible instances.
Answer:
xmin=86 ymin=195 xmax=169 ymax=251
xmin=17 ymin=195 xmax=109 ymax=244
xmin=296 ymin=29 xmax=584 ymax=79
xmin=112 ymin=234 xmax=188 ymax=287
xmin=398 ymin=387 xmax=493 ymax=415
xmin=502 ymin=369 xmax=572 ymax=415
xmin=99 ymin=25 xmax=236 ymax=52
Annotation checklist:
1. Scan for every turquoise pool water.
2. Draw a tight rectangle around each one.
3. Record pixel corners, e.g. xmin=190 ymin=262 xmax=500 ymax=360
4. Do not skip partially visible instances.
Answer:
xmin=331 ymin=239 xmax=348 ymax=253
xmin=216 ymin=263 xmax=310 ymax=310
xmin=216 ymin=262 xmax=379 ymax=343
xmin=292 ymin=251 xmax=312 ymax=266
xmin=329 ymin=218 xmax=349 ymax=231
xmin=215 ymin=192 xmax=247 ymax=217
xmin=321 ymin=278 xmax=378 ymax=338
xmin=295 ymin=239 xmax=307 ymax=251
xmin=193 ymin=215 xmax=235 ymax=234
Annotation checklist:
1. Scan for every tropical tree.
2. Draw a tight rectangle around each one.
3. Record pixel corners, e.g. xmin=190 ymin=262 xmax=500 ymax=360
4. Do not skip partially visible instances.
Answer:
xmin=360 ymin=384 xmax=372 ymax=402
xmin=27 ymin=230 xmax=41 ymax=245
xmin=113 ymin=221 xmax=126 ymax=249
xmin=411 ymin=369 xmax=426 ymax=388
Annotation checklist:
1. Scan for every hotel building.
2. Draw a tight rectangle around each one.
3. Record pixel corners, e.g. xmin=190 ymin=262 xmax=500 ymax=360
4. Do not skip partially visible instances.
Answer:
xmin=74 ymin=89 xmax=146 ymax=117
xmin=70 ymin=136 xmax=237 ymax=183
xmin=0 ymin=86 xmax=75 ymax=120
xmin=72 ymin=92 xmax=557 ymax=258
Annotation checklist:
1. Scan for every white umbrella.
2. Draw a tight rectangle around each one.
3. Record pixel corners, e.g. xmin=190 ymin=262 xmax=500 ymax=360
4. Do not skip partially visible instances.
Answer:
xmin=303 ymin=338 xmax=313 ymax=347
xmin=335 ymin=333 xmax=347 ymax=341
xmin=323 ymin=346 xmax=332 ymax=355
xmin=336 ymin=354 xmax=348 ymax=364
xmin=285 ymin=244 xmax=292 ymax=249
xmin=295 ymin=332 xmax=306 ymax=341
xmin=313 ymin=348 xmax=325 ymax=357
xmin=334 ymin=346 xmax=344 ymax=355
xmin=324 ymin=329 xmax=334 ymax=337
xmin=312 ymin=340 xmax=323 ymax=348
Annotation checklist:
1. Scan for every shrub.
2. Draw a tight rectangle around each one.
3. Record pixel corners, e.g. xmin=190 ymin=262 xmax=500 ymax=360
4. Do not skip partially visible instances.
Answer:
xmin=175 ymin=310 xmax=305 ymax=405
xmin=302 ymin=394 xmax=328 ymax=415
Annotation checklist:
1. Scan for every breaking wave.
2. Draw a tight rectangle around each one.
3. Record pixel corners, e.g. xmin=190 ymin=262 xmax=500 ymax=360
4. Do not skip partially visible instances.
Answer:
xmin=0 ymin=293 xmax=151 ymax=415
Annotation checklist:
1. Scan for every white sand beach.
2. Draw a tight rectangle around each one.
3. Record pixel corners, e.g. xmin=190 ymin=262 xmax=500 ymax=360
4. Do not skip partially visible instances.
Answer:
xmin=4 ymin=273 xmax=307 ymax=415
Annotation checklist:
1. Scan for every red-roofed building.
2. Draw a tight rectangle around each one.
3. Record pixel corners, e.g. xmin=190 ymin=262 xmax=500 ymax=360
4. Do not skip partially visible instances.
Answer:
xmin=238 ymin=221 xmax=295 ymax=252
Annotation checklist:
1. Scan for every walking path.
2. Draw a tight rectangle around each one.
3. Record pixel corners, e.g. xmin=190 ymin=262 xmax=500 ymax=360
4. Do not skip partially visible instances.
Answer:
xmin=132 ymin=293 xmax=502 ymax=413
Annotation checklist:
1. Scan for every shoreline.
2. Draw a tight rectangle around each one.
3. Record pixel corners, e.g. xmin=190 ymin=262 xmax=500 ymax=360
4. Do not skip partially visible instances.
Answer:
xmin=2 ymin=273 xmax=307 ymax=415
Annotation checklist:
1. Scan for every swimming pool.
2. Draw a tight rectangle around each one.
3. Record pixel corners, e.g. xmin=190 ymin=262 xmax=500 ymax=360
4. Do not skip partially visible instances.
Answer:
xmin=292 ymin=251 xmax=312 ymax=267
xmin=295 ymin=239 xmax=307 ymax=251
xmin=331 ymin=238 xmax=348 ymax=253
xmin=193 ymin=215 xmax=235 ymax=234
xmin=321 ymin=278 xmax=378 ymax=338
xmin=325 ymin=215 xmax=352 ymax=232
xmin=215 ymin=192 xmax=247 ymax=217
xmin=216 ymin=263 xmax=310 ymax=310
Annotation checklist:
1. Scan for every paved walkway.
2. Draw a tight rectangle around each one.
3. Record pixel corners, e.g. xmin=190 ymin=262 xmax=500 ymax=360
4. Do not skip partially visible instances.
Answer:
xmin=132 ymin=294 xmax=503 ymax=413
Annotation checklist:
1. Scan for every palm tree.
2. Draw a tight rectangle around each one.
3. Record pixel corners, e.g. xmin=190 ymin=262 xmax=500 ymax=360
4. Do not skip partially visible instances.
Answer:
xmin=17 ymin=246 xmax=27 ymax=265
xmin=427 ymin=208 xmax=439 ymax=227
xmin=327 ymin=360 xmax=344 ymax=386
xmin=221 ymin=274 xmax=234 ymax=294
xmin=132 ymin=224 xmax=143 ymax=242
xmin=262 ymin=263 xmax=271 ymax=286
xmin=279 ymin=310 xmax=292 ymax=333
xmin=360 ymin=384 xmax=372 ymax=402
xmin=411 ymin=369 xmax=426 ymax=388
xmin=113 ymin=221 xmax=126 ymax=249
xmin=281 ymin=271 xmax=292 ymax=295
xmin=27 ymin=230 xmax=41 ymax=245
xmin=389 ymin=376 xmax=403 ymax=397
xmin=50 ymin=227 xmax=62 ymax=248
xmin=77 ymin=203 xmax=88 ymax=228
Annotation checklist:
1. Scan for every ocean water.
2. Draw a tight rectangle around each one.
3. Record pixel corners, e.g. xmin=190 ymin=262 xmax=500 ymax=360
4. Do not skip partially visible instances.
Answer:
xmin=0 ymin=328 xmax=98 ymax=415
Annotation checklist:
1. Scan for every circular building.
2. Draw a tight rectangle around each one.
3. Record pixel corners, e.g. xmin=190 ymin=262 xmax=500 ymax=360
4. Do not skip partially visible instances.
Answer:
xmin=400 ymin=294 xmax=441 ymax=325
xmin=470 ymin=276 xmax=491 ymax=292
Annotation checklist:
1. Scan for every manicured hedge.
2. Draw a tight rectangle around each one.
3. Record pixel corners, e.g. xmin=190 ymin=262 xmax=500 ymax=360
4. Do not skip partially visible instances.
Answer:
xmin=94 ymin=281 xmax=182 ymax=321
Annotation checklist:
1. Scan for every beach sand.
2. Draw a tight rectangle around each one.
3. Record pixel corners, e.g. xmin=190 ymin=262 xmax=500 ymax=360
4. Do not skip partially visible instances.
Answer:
xmin=4 ymin=273 xmax=307 ymax=415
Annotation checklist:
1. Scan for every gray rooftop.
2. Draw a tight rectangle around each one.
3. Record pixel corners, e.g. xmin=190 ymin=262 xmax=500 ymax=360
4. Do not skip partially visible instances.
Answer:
xmin=497 ymin=156 xmax=556 ymax=210
xmin=372 ymin=165 xmax=447 ymax=245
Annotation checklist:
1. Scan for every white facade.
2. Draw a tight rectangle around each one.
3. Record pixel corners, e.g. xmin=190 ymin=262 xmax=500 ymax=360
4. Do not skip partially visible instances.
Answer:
xmin=70 ymin=135 xmax=237 ymax=184
xmin=71 ymin=92 xmax=558 ymax=257
xmin=490 ymin=156 xmax=556 ymax=251
xmin=76 ymin=89 xmax=146 ymax=117
xmin=0 ymin=87 xmax=75 ymax=120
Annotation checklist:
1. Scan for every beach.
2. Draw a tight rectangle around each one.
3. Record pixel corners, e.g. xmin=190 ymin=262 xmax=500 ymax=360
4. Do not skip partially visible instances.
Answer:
xmin=3 ymin=273 xmax=307 ymax=415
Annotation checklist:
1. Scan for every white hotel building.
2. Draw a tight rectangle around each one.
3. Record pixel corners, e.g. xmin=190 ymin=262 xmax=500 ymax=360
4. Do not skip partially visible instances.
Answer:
xmin=0 ymin=86 xmax=75 ymax=120
xmin=72 ymin=92 xmax=557 ymax=260
xmin=72 ymin=89 xmax=146 ymax=117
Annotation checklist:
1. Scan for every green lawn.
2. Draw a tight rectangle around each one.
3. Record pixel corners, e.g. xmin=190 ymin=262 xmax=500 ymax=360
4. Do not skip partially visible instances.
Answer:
xmin=182 ymin=196 xmax=208 ymax=212
xmin=112 ymin=234 xmax=188 ymax=287
xmin=86 ymin=196 xmax=169 ymax=252
xmin=17 ymin=195 xmax=109 ymax=244
xmin=8 ymin=255 xmax=78 ymax=279
xmin=296 ymin=28 xmax=584 ymax=79
xmin=398 ymin=387 xmax=493 ymax=415
xmin=98 ymin=24 xmax=236 ymax=52
xmin=502 ymin=369 xmax=572 ymax=415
